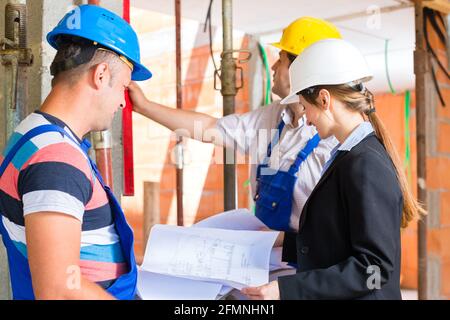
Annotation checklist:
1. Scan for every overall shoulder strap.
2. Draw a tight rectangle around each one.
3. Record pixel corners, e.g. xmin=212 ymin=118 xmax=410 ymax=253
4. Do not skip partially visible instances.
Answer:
xmin=288 ymin=133 xmax=321 ymax=175
xmin=0 ymin=124 xmax=67 ymax=176
xmin=261 ymin=120 xmax=285 ymax=166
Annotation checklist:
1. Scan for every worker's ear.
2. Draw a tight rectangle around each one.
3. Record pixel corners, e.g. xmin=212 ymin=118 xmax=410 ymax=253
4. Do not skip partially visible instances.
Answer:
xmin=93 ymin=62 xmax=111 ymax=89
xmin=317 ymin=89 xmax=331 ymax=111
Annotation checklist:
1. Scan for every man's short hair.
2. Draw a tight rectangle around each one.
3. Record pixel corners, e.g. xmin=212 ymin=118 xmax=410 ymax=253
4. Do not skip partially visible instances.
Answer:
xmin=287 ymin=52 xmax=297 ymax=65
xmin=50 ymin=35 xmax=122 ymax=86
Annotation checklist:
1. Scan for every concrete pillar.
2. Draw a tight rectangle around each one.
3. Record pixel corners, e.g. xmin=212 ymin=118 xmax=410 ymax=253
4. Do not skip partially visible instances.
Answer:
xmin=0 ymin=0 xmax=124 ymax=300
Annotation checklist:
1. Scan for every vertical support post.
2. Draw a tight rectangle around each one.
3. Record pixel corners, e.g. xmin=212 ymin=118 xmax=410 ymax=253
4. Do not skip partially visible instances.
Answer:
xmin=2 ymin=0 xmax=29 ymax=142
xmin=175 ymin=0 xmax=184 ymax=226
xmin=1 ymin=0 xmax=32 ymax=300
xmin=93 ymin=131 xmax=113 ymax=189
xmin=143 ymin=182 xmax=160 ymax=252
xmin=122 ymin=0 xmax=135 ymax=197
xmin=414 ymin=0 xmax=428 ymax=300
xmin=221 ymin=0 xmax=237 ymax=211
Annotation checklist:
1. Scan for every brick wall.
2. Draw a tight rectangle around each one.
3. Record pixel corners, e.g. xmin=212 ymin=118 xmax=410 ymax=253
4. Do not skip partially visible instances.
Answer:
xmin=122 ymin=9 xmax=251 ymax=262
xmin=423 ymin=15 xmax=450 ymax=299
xmin=368 ymin=16 xmax=450 ymax=297
xmin=125 ymin=8 xmax=449 ymax=296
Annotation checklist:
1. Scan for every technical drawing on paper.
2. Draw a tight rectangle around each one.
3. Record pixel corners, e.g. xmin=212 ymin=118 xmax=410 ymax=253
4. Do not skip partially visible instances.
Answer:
xmin=165 ymin=234 xmax=253 ymax=285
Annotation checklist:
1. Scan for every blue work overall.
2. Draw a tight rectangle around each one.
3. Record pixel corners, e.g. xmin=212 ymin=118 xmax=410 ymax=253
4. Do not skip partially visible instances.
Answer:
xmin=0 ymin=124 xmax=137 ymax=300
xmin=255 ymin=120 xmax=320 ymax=232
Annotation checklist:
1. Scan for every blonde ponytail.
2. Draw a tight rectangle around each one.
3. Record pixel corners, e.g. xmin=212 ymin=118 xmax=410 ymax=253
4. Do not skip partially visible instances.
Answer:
xmin=301 ymin=84 xmax=427 ymax=228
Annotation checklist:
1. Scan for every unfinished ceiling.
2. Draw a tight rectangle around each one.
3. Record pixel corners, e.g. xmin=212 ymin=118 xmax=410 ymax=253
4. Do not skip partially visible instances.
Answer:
xmin=133 ymin=0 xmax=417 ymax=93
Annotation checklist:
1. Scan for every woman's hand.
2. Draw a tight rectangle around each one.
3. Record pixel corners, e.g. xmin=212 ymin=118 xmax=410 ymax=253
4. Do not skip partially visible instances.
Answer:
xmin=241 ymin=281 xmax=280 ymax=300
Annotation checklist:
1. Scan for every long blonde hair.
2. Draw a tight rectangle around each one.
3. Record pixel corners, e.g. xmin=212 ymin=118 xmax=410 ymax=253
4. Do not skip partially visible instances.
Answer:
xmin=301 ymin=84 xmax=426 ymax=228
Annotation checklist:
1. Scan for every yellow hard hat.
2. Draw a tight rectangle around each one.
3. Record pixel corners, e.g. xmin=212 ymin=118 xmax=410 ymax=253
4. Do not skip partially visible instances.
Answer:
xmin=271 ymin=17 xmax=342 ymax=56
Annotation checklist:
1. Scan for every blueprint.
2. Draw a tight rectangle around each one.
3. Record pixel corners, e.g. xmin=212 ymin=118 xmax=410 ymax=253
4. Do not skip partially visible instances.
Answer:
xmin=137 ymin=270 xmax=222 ymax=300
xmin=141 ymin=223 xmax=278 ymax=289
xmin=193 ymin=209 xmax=291 ymax=271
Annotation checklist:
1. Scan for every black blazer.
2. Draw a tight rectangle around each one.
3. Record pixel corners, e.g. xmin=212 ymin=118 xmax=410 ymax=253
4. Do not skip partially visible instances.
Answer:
xmin=279 ymin=134 xmax=403 ymax=300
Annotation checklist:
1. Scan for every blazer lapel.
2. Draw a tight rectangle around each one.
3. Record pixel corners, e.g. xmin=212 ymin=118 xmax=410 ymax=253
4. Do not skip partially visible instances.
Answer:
xmin=298 ymin=150 xmax=350 ymax=232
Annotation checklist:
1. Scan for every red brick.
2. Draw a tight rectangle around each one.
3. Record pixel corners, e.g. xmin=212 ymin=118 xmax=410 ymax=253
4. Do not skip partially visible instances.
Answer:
xmin=160 ymin=166 xmax=176 ymax=190
xmin=401 ymin=231 xmax=418 ymax=289
xmin=442 ymin=256 xmax=450 ymax=297
xmin=441 ymin=192 xmax=450 ymax=226
xmin=203 ymin=164 xmax=224 ymax=190
xmin=160 ymin=190 xmax=176 ymax=224
xmin=427 ymin=157 xmax=450 ymax=190
xmin=428 ymin=229 xmax=441 ymax=256
xmin=438 ymin=122 xmax=450 ymax=153
xmin=434 ymin=50 xmax=450 ymax=86
xmin=238 ymin=191 xmax=251 ymax=210
xmin=437 ymin=89 xmax=450 ymax=118
xmin=195 ymin=191 xmax=224 ymax=222
xmin=428 ymin=227 xmax=450 ymax=260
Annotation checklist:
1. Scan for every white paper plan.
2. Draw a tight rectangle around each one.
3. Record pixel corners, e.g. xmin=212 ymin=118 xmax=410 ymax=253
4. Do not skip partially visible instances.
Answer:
xmin=137 ymin=270 xmax=222 ymax=300
xmin=141 ymin=224 xmax=278 ymax=289
xmin=193 ymin=209 xmax=291 ymax=271
xmin=192 ymin=208 xmax=268 ymax=230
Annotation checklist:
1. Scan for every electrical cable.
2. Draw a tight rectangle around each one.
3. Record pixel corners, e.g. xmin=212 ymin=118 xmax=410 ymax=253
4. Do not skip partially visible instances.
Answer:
xmin=258 ymin=42 xmax=272 ymax=105
xmin=203 ymin=0 xmax=219 ymax=74
xmin=385 ymin=39 xmax=397 ymax=94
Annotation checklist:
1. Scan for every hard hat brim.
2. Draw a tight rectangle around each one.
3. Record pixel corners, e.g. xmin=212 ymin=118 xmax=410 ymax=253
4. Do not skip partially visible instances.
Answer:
xmin=132 ymin=63 xmax=152 ymax=81
xmin=280 ymin=93 xmax=299 ymax=105
xmin=270 ymin=42 xmax=297 ymax=56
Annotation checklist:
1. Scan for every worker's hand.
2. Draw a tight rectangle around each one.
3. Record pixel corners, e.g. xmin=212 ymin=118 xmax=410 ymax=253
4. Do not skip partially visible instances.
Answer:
xmin=127 ymin=81 xmax=149 ymax=113
xmin=241 ymin=281 xmax=280 ymax=300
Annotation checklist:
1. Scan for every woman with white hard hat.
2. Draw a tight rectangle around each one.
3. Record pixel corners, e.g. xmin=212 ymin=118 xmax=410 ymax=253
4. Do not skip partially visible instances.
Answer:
xmin=242 ymin=39 xmax=425 ymax=300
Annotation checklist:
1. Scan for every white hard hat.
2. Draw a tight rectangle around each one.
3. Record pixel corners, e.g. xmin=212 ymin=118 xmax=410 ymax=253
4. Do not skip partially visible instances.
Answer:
xmin=281 ymin=39 xmax=373 ymax=105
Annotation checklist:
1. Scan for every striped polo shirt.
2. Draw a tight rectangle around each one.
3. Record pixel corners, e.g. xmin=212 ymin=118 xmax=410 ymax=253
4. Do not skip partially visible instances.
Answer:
xmin=0 ymin=111 xmax=127 ymax=289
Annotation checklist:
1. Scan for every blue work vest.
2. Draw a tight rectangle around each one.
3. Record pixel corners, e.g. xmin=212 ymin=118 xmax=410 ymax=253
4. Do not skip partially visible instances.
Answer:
xmin=0 ymin=124 xmax=137 ymax=300
xmin=255 ymin=120 xmax=320 ymax=231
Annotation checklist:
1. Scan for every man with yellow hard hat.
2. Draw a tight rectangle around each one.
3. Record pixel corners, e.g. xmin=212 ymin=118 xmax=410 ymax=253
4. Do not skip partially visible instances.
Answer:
xmin=128 ymin=17 xmax=341 ymax=245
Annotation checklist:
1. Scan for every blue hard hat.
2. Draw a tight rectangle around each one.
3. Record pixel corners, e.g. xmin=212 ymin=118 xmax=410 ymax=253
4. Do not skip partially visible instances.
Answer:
xmin=47 ymin=4 xmax=152 ymax=81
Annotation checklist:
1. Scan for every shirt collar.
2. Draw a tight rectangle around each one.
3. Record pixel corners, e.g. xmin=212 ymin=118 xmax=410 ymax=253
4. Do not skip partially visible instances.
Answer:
xmin=337 ymin=121 xmax=374 ymax=152
xmin=281 ymin=106 xmax=305 ymax=128
xmin=34 ymin=111 xmax=91 ymax=153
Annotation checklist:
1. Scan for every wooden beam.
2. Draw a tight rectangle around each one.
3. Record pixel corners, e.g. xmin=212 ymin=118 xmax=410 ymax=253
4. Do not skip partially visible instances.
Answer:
xmin=423 ymin=0 xmax=450 ymax=14
xmin=143 ymin=182 xmax=160 ymax=253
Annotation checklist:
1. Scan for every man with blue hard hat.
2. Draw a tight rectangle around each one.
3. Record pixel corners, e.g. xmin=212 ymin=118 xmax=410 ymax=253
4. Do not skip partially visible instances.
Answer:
xmin=0 ymin=5 xmax=151 ymax=299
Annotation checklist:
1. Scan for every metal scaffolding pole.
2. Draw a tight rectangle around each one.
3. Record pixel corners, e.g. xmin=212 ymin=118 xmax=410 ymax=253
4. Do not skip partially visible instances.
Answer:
xmin=175 ymin=0 xmax=184 ymax=226
xmin=414 ymin=0 xmax=428 ymax=300
xmin=221 ymin=0 xmax=237 ymax=211
xmin=0 ymin=0 xmax=33 ymax=301
xmin=1 ymin=0 xmax=32 ymax=141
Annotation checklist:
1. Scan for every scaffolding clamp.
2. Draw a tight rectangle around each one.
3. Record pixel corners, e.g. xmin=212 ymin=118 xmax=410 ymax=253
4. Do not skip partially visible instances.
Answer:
xmin=214 ymin=49 xmax=252 ymax=92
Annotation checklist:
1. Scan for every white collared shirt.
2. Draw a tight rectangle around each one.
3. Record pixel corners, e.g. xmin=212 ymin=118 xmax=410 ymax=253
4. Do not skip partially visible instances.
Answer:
xmin=216 ymin=100 xmax=339 ymax=231
xmin=321 ymin=122 xmax=375 ymax=176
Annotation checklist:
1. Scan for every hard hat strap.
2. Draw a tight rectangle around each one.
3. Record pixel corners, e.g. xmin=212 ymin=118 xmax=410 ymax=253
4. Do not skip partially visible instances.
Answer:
xmin=97 ymin=47 xmax=134 ymax=72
